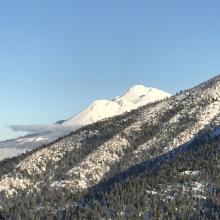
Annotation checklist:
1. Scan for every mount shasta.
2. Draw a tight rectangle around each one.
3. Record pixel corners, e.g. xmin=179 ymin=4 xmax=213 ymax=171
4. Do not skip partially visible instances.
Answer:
xmin=0 ymin=85 xmax=170 ymax=160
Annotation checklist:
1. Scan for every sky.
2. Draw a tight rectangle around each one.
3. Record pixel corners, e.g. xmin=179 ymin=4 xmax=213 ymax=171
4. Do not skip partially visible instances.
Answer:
xmin=0 ymin=0 xmax=220 ymax=140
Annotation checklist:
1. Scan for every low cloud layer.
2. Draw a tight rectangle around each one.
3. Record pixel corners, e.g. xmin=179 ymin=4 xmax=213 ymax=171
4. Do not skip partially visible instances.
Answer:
xmin=9 ymin=124 xmax=56 ymax=134
xmin=0 ymin=148 xmax=27 ymax=160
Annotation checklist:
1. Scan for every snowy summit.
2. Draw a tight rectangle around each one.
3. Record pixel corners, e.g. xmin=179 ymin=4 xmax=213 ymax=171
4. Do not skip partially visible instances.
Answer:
xmin=64 ymin=85 xmax=171 ymax=127
xmin=0 ymin=85 xmax=171 ymax=160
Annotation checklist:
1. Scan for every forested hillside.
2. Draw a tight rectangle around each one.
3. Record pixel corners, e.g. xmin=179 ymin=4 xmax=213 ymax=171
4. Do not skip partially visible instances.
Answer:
xmin=60 ymin=130 xmax=220 ymax=219
xmin=1 ymin=75 xmax=220 ymax=219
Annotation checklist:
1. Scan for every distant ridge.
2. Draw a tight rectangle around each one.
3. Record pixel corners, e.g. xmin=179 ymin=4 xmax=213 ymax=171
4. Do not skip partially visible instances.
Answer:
xmin=0 ymin=85 xmax=171 ymax=160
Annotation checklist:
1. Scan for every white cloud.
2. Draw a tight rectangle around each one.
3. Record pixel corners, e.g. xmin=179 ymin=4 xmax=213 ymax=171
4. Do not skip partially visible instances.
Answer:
xmin=9 ymin=124 xmax=56 ymax=134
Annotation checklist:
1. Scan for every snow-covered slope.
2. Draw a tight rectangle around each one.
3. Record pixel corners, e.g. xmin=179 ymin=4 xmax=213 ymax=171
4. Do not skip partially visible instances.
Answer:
xmin=0 ymin=85 xmax=170 ymax=160
xmin=1 ymin=75 xmax=220 ymax=218
xmin=64 ymin=85 xmax=170 ymax=127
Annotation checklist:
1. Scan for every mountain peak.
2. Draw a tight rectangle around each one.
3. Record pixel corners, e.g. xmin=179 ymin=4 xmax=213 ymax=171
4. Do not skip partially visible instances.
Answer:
xmin=90 ymin=99 xmax=112 ymax=107
xmin=126 ymin=84 xmax=153 ymax=94
xmin=118 ymin=84 xmax=171 ymax=105
xmin=0 ymin=84 xmax=171 ymax=160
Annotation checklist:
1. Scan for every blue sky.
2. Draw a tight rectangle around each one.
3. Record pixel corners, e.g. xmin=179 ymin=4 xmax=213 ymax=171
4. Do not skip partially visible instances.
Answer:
xmin=0 ymin=0 xmax=220 ymax=140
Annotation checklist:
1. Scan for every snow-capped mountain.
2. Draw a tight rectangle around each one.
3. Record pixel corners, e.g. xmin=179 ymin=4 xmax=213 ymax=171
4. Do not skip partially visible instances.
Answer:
xmin=63 ymin=85 xmax=170 ymax=127
xmin=0 ymin=85 xmax=170 ymax=160
xmin=1 ymin=75 xmax=220 ymax=219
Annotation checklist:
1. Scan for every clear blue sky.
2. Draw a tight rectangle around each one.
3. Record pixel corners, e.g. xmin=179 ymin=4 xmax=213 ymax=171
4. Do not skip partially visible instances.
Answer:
xmin=0 ymin=0 xmax=220 ymax=140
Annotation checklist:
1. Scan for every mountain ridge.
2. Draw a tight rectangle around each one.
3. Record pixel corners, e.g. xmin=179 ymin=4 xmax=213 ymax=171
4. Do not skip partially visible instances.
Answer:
xmin=1 ymin=75 xmax=220 ymax=219
xmin=0 ymin=85 xmax=170 ymax=160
